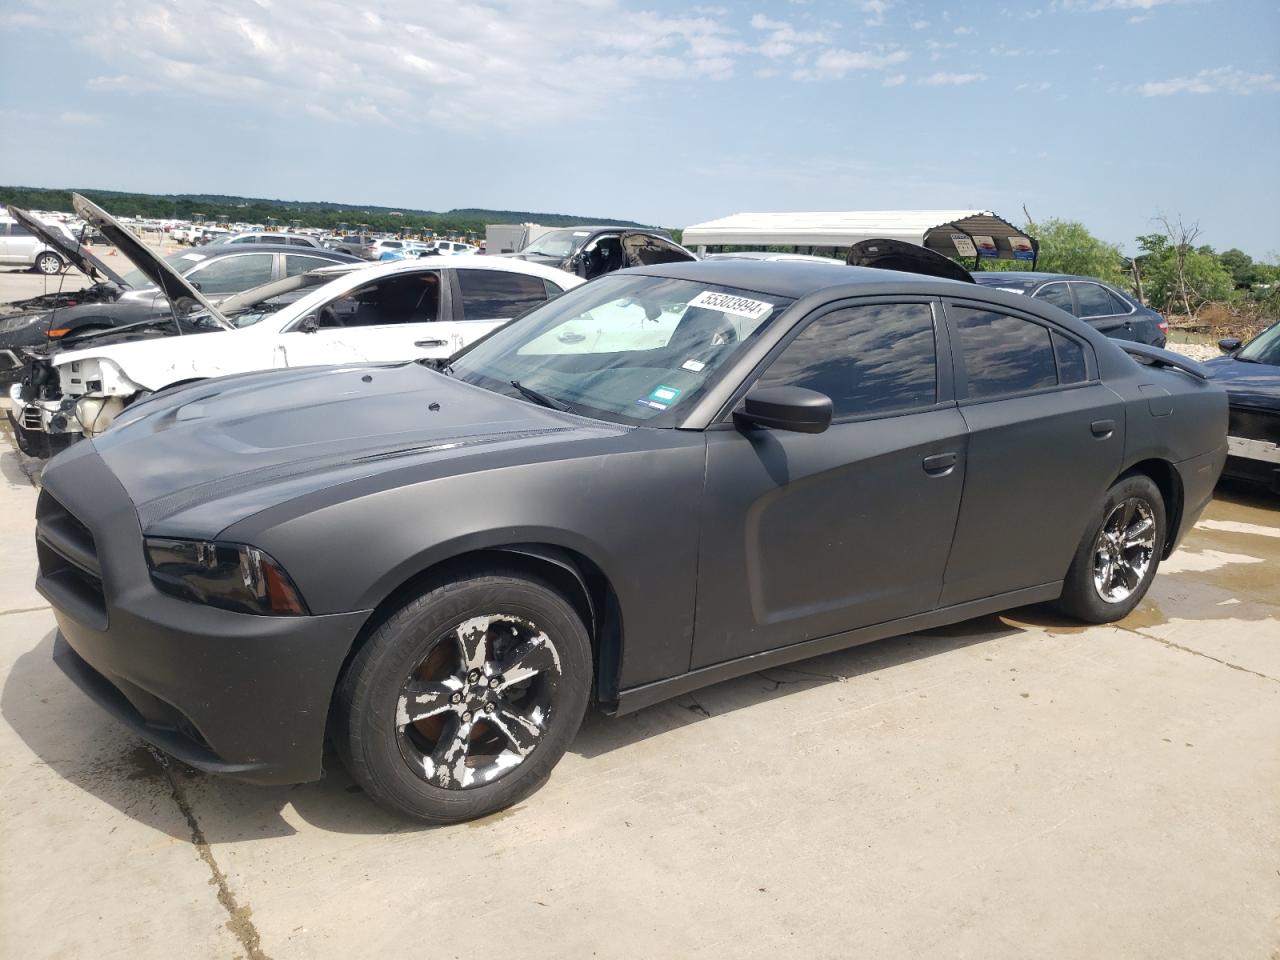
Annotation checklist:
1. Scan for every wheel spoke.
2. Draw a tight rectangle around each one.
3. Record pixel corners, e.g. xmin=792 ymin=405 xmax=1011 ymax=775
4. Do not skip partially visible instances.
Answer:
xmin=398 ymin=677 xmax=463 ymax=726
xmin=427 ymin=715 xmax=474 ymax=788
xmin=497 ymin=636 xmax=559 ymax=691
xmin=488 ymin=702 xmax=544 ymax=757
xmin=455 ymin=618 xmax=492 ymax=672
xmin=1124 ymin=515 xmax=1154 ymax=547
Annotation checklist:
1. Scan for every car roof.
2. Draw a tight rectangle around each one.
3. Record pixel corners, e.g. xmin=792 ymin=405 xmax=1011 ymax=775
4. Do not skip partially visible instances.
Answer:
xmin=622 ymin=258 xmax=964 ymax=299
xmin=975 ymin=271 xmax=1099 ymax=283
xmin=183 ymin=243 xmax=359 ymax=260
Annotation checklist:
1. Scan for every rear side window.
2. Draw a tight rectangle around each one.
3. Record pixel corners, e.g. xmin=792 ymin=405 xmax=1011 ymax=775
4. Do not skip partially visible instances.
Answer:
xmin=1052 ymin=332 xmax=1088 ymax=384
xmin=458 ymin=269 xmax=549 ymax=321
xmin=953 ymin=307 xmax=1058 ymax=399
xmin=187 ymin=253 xmax=275 ymax=295
xmin=1074 ymin=283 xmax=1118 ymax=318
xmin=284 ymin=254 xmax=334 ymax=277
xmin=756 ymin=303 xmax=937 ymax=419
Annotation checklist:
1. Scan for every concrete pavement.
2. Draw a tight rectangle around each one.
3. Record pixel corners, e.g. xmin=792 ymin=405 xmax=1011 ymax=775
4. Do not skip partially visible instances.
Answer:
xmin=0 ymin=424 xmax=1277 ymax=959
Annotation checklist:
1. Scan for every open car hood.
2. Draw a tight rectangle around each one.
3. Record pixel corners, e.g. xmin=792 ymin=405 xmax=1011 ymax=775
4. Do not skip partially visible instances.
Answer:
xmin=846 ymin=238 xmax=975 ymax=284
xmin=6 ymin=205 xmax=129 ymax=288
xmin=70 ymin=193 xmax=234 ymax=330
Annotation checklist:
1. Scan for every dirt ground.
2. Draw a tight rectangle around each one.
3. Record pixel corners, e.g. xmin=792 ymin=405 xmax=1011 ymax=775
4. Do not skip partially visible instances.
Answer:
xmin=0 ymin=265 xmax=1277 ymax=960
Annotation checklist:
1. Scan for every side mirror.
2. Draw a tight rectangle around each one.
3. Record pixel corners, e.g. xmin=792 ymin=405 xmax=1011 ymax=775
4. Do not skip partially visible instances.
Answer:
xmin=300 ymin=316 xmax=319 ymax=334
xmin=189 ymin=280 xmax=202 ymax=291
xmin=1218 ymin=337 xmax=1242 ymax=354
xmin=733 ymin=386 xmax=833 ymax=435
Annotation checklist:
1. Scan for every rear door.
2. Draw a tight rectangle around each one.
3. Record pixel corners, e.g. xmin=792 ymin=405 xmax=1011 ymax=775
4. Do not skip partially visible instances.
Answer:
xmin=938 ymin=298 xmax=1124 ymax=606
xmin=184 ymin=252 xmax=278 ymax=301
xmin=1072 ymin=281 xmax=1135 ymax=341
xmin=692 ymin=298 xmax=968 ymax=668
xmin=446 ymin=268 xmax=558 ymax=354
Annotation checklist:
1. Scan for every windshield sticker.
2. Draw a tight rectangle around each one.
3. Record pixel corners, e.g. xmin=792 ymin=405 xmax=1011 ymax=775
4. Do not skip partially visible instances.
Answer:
xmin=688 ymin=290 xmax=774 ymax=321
xmin=649 ymin=385 xmax=680 ymax=404
xmin=681 ymin=359 xmax=706 ymax=373
xmin=572 ymin=231 xmax=590 ymax=237
xmin=636 ymin=399 xmax=668 ymax=411
xmin=181 ymin=253 xmax=207 ymax=262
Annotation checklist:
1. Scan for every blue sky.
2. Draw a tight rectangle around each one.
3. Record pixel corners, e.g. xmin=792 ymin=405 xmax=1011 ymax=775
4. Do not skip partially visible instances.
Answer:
xmin=2 ymin=0 xmax=1277 ymax=256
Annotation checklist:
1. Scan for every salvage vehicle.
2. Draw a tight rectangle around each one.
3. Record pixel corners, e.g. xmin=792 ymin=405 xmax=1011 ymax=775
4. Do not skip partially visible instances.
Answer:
xmin=12 ymin=196 xmax=583 ymax=444
xmin=0 ymin=202 xmax=361 ymax=389
xmin=38 ymin=258 xmax=1226 ymax=822
xmin=1205 ymin=321 xmax=1280 ymax=492
xmin=509 ymin=225 xmax=695 ymax=279
xmin=972 ymin=271 xmax=1168 ymax=347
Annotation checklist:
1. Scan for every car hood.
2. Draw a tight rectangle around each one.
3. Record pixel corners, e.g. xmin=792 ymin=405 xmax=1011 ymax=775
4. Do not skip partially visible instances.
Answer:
xmin=70 ymin=193 xmax=234 ymax=330
xmin=90 ymin=362 xmax=627 ymax=537
xmin=847 ymin=239 xmax=975 ymax=283
xmin=53 ymin=326 xmax=248 ymax=389
xmin=1203 ymin=356 xmax=1280 ymax=409
xmin=5 ymin=205 xmax=128 ymax=287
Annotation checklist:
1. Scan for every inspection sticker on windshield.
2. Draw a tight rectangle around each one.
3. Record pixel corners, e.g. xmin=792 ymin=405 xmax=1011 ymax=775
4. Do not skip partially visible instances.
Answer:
xmin=636 ymin=385 xmax=681 ymax=411
xmin=681 ymin=359 xmax=706 ymax=373
xmin=688 ymin=290 xmax=773 ymax=321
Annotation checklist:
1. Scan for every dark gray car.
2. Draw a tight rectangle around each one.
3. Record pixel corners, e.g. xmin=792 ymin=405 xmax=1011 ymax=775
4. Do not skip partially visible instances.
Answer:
xmin=38 ymin=260 xmax=1226 ymax=823
xmin=973 ymin=271 xmax=1168 ymax=347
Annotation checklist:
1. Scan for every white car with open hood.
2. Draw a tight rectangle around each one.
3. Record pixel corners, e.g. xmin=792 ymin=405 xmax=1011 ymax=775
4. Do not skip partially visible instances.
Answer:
xmin=10 ymin=196 xmax=583 ymax=444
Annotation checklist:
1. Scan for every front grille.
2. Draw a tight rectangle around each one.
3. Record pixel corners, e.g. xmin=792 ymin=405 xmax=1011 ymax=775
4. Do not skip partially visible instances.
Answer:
xmin=35 ymin=492 xmax=107 ymax=628
xmin=21 ymin=406 xmax=43 ymax=431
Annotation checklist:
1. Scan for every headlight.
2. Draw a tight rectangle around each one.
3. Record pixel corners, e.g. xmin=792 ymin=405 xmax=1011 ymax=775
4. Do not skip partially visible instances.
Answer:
xmin=1 ymin=312 xmax=48 ymax=332
xmin=144 ymin=538 xmax=308 ymax=616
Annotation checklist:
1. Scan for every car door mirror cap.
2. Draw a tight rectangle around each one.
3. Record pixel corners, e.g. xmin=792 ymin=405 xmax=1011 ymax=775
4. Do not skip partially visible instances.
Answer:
xmin=1218 ymin=337 xmax=1242 ymax=354
xmin=734 ymin=386 xmax=833 ymax=435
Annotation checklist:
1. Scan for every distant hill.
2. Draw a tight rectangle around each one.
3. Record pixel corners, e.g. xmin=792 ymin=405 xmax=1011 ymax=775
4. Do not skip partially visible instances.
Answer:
xmin=0 ymin=185 xmax=652 ymax=235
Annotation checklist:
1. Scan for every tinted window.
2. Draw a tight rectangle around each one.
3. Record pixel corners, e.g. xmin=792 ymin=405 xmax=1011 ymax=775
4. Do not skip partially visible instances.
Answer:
xmin=1052 ymin=332 xmax=1088 ymax=384
xmin=313 ymin=272 xmax=440 ymax=327
xmin=458 ymin=269 xmax=549 ymax=321
xmin=287 ymin=237 xmax=312 ymax=247
xmin=188 ymin=253 xmax=275 ymax=295
xmin=1106 ymin=288 xmax=1132 ymax=314
xmin=757 ymin=303 xmax=937 ymax=418
xmin=1035 ymin=282 xmax=1073 ymax=313
xmin=284 ymin=254 xmax=334 ymax=277
xmin=10 ymin=222 xmax=32 ymax=237
xmin=953 ymin=307 xmax=1057 ymax=398
xmin=1074 ymin=283 xmax=1117 ymax=318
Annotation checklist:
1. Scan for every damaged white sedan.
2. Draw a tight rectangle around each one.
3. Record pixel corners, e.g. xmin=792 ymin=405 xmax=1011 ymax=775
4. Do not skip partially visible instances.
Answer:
xmin=11 ymin=195 xmax=582 ymax=444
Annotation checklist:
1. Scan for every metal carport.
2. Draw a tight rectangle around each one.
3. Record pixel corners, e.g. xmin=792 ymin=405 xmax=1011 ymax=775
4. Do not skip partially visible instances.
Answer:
xmin=681 ymin=210 xmax=1037 ymax=265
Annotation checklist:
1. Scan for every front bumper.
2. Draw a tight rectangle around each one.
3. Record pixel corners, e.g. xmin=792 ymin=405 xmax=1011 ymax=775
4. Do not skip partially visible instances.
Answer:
xmin=8 ymin=384 xmax=78 ymax=436
xmin=39 ymin=441 xmax=370 ymax=784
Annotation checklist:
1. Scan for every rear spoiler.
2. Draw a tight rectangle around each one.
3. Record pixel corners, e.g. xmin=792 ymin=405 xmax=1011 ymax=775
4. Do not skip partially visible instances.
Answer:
xmin=1118 ymin=342 xmax=1209 ymax=381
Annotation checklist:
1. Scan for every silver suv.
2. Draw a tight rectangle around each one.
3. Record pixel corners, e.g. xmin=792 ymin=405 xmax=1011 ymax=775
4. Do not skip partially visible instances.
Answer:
xmin=0 ymin=214 xmax=76 ymax=275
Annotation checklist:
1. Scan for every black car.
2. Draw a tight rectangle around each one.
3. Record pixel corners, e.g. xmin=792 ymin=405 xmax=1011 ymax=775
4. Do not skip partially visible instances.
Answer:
xmin=508 ymin=225 xmax=695 ymax=279
xmin=972 ymin=272 xmax=1168 ymax=347
xmin=40 ymin=260 xmax=1225 ymax=822
xmin=0 ymin=208 xmax=360 ymax=386
xmin=1204 ymin=321 xmax=1280 ymax=492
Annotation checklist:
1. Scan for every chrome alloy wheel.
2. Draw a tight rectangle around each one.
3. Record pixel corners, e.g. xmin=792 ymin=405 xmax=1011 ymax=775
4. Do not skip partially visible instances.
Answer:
xmin=1092 ymin=497 xmax=1157 ymax=604
xmin=36 ymin=253 xmax=62 ymax=275
xmin=395 ymin=615 xmax=562 ymax=789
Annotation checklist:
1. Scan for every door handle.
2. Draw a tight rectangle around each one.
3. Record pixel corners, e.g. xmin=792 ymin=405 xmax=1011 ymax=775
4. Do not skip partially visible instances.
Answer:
xmin=1090 ymin=419 xmax=1115 ymax=438
xmin=922 ymin=452 xmax=958 ymax=476
xmin=414 ymin=339 xmax=447 ymax=348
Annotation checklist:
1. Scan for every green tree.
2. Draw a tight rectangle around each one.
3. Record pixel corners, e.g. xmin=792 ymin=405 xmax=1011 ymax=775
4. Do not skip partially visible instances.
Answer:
xmin=1135 ymin=231 xmax=1234 ymax=316
xmin=1218 ymin=248 xmax=1258 ymax=289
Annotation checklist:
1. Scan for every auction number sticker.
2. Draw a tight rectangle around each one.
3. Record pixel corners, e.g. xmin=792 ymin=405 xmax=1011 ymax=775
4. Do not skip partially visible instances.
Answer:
xmin=688 ymin=290 xmax=773 ymax=321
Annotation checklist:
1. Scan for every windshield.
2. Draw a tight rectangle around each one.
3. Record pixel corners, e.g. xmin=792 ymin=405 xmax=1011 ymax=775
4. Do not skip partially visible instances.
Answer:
xmin=520 ymin=229 xmax=589 ymax=258
xmin=450 ymin=274 xmax=793 ymax=426
xmin=1238 ymin=321 xmax=1280 ymax=366
xmin=116 ymin=251 xmax=204 ymax=290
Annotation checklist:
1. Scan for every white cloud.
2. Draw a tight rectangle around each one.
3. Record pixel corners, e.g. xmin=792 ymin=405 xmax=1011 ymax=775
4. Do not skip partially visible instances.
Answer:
xmin=798 ymin=47 xmax=910 ymax=79
xmin=858 ymin=0 xmax=891 ymax=26
xmin=1064 ymin=0 xmax=1179 ymax=8
xmin=953 ymin=25 xmax=974 ymax=34
xmin=749 ymin=13 xmax=825 ymax=59
xmin=18 ymin=0 xmax=747 ymax=129
xmin=920 ymin=72 xmax=986 ymax=86
xmin=882 ymin=74 xmax=906 ymax=87
xmin=909 ymin=19 xmax=929 ymax=29
xmin=1140 ymin=66 xmax=1280 ymax=96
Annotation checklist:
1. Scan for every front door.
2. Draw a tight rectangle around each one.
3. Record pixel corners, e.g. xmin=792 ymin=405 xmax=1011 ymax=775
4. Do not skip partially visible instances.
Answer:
xmin=938 ymin=298 xmax=1125 ymax=605
xmin=692 ymin=299 xmax=968 ymax=669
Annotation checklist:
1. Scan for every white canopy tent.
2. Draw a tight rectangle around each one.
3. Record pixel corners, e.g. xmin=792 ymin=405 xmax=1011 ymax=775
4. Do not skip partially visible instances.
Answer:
xmin=681 ymin=210 xmax=1037 ymax=264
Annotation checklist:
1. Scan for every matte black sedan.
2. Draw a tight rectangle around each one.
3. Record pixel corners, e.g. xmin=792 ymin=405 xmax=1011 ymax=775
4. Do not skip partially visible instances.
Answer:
xmin=973 ymin=272 xmax=1168 ymax=347
xmin=1204 ymin=321 xmax=1280 ymax=492
xmin=39 ymin=260 xmax=1226 ymax=822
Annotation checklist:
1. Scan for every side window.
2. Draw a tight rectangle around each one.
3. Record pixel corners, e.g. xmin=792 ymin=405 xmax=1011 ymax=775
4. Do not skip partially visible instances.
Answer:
xmin=1034 ymin=282 xmax=1073 ymax=314
xmin=1074 ymin=283 xmax=1117 ymax=318
xmin=756 ymin=303 xmax=937 ymax=419
xmin=287 ymin=237 xmax=311 ymax=247
xmin=261 ymin=235 xmax=285 ymax=245
xmin=187 ymin=254 xmax=275 ymax=295
xmin=10 ymin=222 xmax=32 ymax=237
xmin=458 ymin=269 xmax=549 ymax=321
xmin=285 ymin=254 xmax=333 ymax=277
xmin=1106 ymin=288 xmax=1133 ymax=314
xmin=542 ymin=278 xmax=564 ymax=299
xmin=316 ymin=272 xmax=441 ymax=327
xmin=953 ymin=306 xmax=1058 ymax=398
xmin=1052 ymin=332 xmax=1088 ymax=385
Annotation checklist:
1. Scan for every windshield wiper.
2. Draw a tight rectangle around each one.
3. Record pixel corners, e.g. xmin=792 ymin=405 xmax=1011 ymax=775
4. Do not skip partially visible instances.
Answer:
xmin=510 ymin=379 xmax=569 ymax=411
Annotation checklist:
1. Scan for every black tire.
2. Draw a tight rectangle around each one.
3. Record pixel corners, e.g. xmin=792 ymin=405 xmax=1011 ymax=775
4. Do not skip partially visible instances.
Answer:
xmin=336 ymin=566 xmax=592 ymax=822
xmin=33 ymin=252 xmax=64 ymax=276
xmin=1056 ymin=473 xmax=1166 ymax=623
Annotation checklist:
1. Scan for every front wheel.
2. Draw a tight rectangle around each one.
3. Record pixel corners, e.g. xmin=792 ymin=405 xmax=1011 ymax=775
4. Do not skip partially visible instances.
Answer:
xmin=1056 ymin=474 xmax=1166 ymax=623
xmin=34 ymin=252 xmax=64 ymax=276
xmin=335 ymin=567 xmax=592 ymax=822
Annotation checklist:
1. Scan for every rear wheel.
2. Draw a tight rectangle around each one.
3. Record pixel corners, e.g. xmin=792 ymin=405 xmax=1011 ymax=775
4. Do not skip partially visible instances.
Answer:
xmin=336 ymin=567 xmax=592 ymax=822
xmin=34 ymin=252 xmax=64 ymax=276
xmin=1057 ymin=474 xmax=1166 ymax=623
